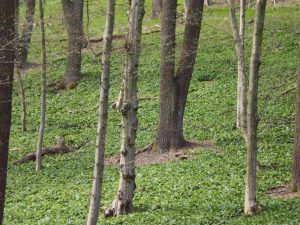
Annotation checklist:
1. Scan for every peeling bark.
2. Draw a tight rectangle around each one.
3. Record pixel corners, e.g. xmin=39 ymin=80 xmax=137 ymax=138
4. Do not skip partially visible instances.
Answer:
xmin=105 ymin=0 xmax=144 ymax=217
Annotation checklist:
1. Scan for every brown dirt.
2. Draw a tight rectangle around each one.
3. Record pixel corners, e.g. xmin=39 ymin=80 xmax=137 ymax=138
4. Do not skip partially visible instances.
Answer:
xmin=105 ymin=140 xmax=215 ymax=167
xmin=266 ymin=185 xmax=300 ymax=199
xmin=19 ymin=62 xmax=41 ymax=74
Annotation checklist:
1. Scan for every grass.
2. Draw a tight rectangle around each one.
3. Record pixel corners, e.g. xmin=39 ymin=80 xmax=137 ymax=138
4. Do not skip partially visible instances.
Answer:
xmin=5 ymin=1 xmax=300 ymax=224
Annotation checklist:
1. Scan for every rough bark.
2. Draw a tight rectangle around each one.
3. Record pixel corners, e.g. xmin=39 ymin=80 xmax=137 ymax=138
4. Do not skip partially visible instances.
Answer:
xmin=244 ymin=0 xmax=266 ymax=215
xmin=86 ymin=0 xmax=115 ymax=224
xmin=228 ymin=0 xmax=247 ymax=132
xmin=291 ymin=46 xmax=300 ymax=192
xmin=61 ymin=0 xmax=84 ymax=89
xmin=0 ymin=1 xmax=15 ymax=223
xmin=36 ymin=0 xmax=47 ymax=171
xmin=156 ymin=0 xmax=177 ymax=152
xmin=172 ymin=0 xmax=204 ymax=148
xmin=152 ymin=0 xmax=162 ymax=18
xmin=16 ymin=0 xmax=36 ymax=67
xmin=156 ymin=0 xmax=204 ymax=152
xmin=105 ymin=0 xmax=144 ymax=217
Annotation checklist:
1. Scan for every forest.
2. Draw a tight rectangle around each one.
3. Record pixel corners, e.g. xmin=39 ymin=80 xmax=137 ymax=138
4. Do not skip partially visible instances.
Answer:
xmin=0 ymin=0 xmax=300 ymax=224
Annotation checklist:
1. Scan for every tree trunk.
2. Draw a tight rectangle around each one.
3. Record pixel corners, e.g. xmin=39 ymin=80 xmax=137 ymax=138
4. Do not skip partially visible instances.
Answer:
xmin=156 ymin=0 xmax=177 ymax=152
xmin=0 ymin=1 xmax=15 ymax=223
xmin=244 ymin=0 xmax=266 ymax=215
xmin=228 ymin=0 xmax=247 ymax=132
xmin=86 ymin=0 xmax=115 ymax=224
xmin=156 ymin=0 xmax=204 ymax=153
xmin=15 ymin=67 xmax=27 ymax=132
xmin=105 ymin=0 xmax=144 ymax=217
xmin=36 ymin=0 xmax=47 ymax=171
xmin=204 ymin=0 xmax=211 ymax=6
xmin=152 ymin=0 xmax=161 ymax=18
xmin=184 ymin=0 xmax=190 ymax=18
xmin=16 ymin=0 xmax=36 ymax=67
xmin=61 ymin=0 xmax=84 ymax=89
xmin=291 ymin=46 xmax=300 ymax=192
xmin=173 ymin=0 xmax=204 ymax=148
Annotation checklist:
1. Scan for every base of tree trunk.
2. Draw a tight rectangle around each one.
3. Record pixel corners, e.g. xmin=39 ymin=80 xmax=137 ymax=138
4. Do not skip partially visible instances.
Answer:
xmin=244 ymin=201 xmax=261 ymax=215
xmin=12 ymin=146 xmax=77 ymax=165
xmin=104 ymin=194 xmax=134 ymax=217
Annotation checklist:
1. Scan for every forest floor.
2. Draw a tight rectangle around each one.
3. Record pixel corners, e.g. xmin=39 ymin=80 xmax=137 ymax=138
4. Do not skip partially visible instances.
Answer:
xmin=5 ymin=1 xmax=300 ymax=224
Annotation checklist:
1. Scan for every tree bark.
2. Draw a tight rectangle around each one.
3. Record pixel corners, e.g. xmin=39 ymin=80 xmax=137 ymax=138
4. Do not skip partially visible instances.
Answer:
xmin=152 ymin=0 xmax=162 ymax=18
xmin=156 ymin=0 xmax=177 ymax=152
xmin=16 ymin=0 xmax=36 ymax=67
xmin=204 ymin=0 xmax=211 ymax=6
xmin=0 ymin=1 xmax=15 ymax=223
xmin=61 ymin=0 xmax=84 ymax=89
xmin=87 ymin=0 xmax=115 ymax=224
xmin=244 ymin=0 xmax=266 ymax=215
xmin=36 ymin=0 xmax=47 ymax=171
xmin=105 ymin=0 xmax=144 ymax=217
xmin=173 ymin=0 xmax=204 ymax=148
xmin=15 ymin=67 xmax=27 ymax=132
xmin=291 ymin=46 xmax=300 ymax=192
xmin=156 ymin=0 xmax=204 ymax=153
xmin=228 ymin=0 xmax=247 ymax=132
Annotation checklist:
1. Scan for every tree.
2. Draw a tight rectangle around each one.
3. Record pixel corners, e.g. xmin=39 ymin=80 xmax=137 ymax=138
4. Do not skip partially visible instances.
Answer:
xmin=156 ymin=0 xmax=204 ymax=153
xmin=36 ymin=0 xmax=47 ymax=171
xmin=61 ymin=0 xmax=84 ymax=89
xmin=105 ymin=0 xmax=145 ymax=217
xmin=16 ymin=0 xmax=36 ymax=67
xmin=291 ymin=46 xmax=300 ymax=192
xmin=228 ymin=0 xmax=246 ymax=131
xmin=204 ymin=0 xmax=211 ymax=6
xmin=152 ymin=0 xmax=161 ymax=18
xmin=244 ymin=0 xmax=266 ymax=215
xmin=86 ymin=0 xmax=115 ymax=224
xmin=0 ymin=0 xmax=15 ymax=223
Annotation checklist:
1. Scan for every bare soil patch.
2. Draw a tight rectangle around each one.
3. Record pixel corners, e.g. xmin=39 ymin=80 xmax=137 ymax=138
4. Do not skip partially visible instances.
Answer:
xmin=105 ymin=140 xmax=215 ymax=167
xmin=267 ymin=185 xmax=300 ymax=199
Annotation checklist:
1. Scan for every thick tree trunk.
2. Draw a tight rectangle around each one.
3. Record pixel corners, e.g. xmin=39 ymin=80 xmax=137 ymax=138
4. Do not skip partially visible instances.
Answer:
xmin=173 ymin=0 xmax=204 ymax=148
xmin=0 ymin=1 xmax=15 ymax=223
xmin=156 ymin=0 xmax=204 ymax=152
xmin=244 ymin=0 xmax=266 ymax=216
xmin=36 ymin=0 xmax=47 ymax=171
xmin=152 ymin=0 xmax=162 ymax=18
xmin=16 ymin=0 xmax=36 ymax=67
xmin=228 ymin=0 xmax=247 ymax=132
xmin=86 ymin=0 xmax=115 ymax=224
xmin=291 ymin=46 xmax=300 ymax=192
xmin=156 ymin=0 xmax=177 ymax=153
xmin=105 ymin=0 xmax=144 ymax=217
xmin=61 ymin=0 xmax=84 ymax=89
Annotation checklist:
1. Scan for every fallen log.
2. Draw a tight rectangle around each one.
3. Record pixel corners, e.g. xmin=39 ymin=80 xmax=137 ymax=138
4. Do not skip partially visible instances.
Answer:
xmin=12 ymin=146 xmax=77 ymax=165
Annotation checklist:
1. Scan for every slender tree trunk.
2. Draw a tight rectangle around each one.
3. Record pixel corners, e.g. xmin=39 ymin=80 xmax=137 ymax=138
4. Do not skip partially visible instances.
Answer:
xmin=156 ymin=0 xmax=204 ymax=152
xmin=244 ymin=0 xmax=266 ymax=215
xmin=15 ymin=67 xmax=27 ymax=132
xmin=228 ymin=0 xmax=247 ymax=132
xmin=105 ymin=0 xmax=144 ymax=217
xmin=291 ymin=46 xmax=300 ymax=192
xmin=152 ymin=0 xmax=162 ymax=18
xmin=204 ymin=0 xmax=211 ymax=6
xmin=86 ymin=1 xmax=115 ymax=224
xmin=36 ymin=0 xmax=47 ymax=171
xmin=16 ymin=0 xmax=36 ymax=67
xmin=61 ymin=0 xmax=84 ymax=89
xmin=156 ymin=0 xmax=177 ymax=153
xmin=0 ymin=1 xmax=15 ymax=223
xmin=184 ymin=0 xmax=190 ymax=18
xmin=172 ymin=0 xmax=204 ymax=148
